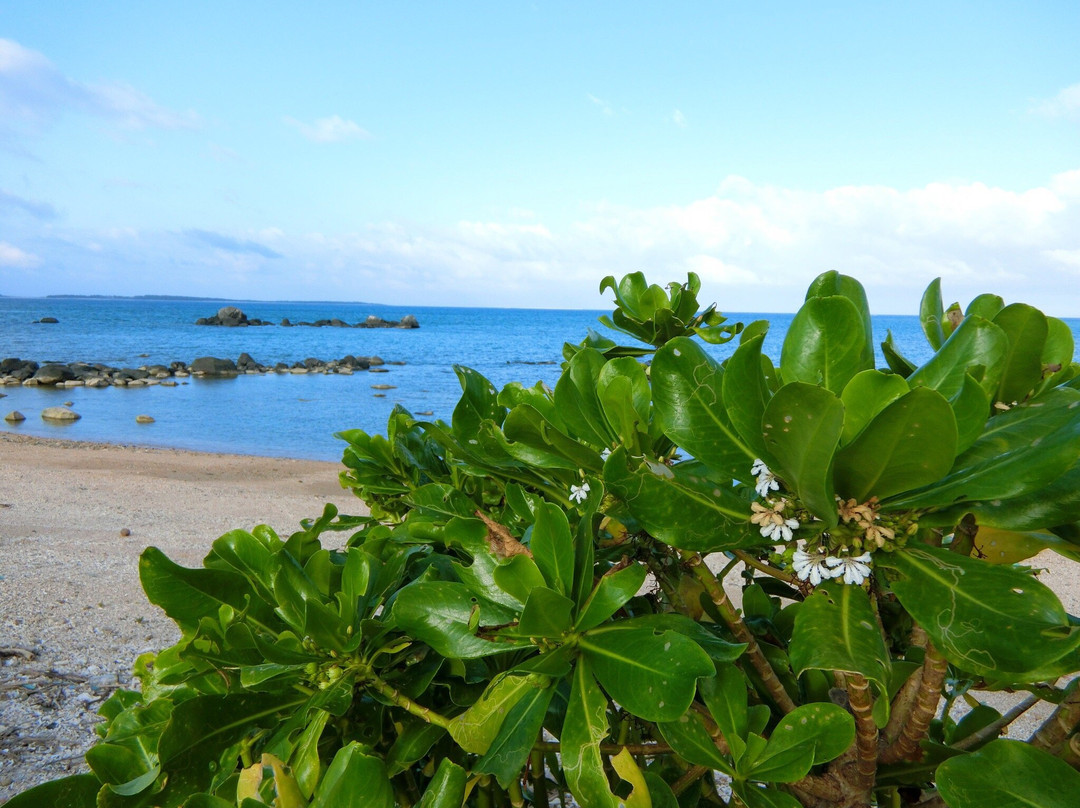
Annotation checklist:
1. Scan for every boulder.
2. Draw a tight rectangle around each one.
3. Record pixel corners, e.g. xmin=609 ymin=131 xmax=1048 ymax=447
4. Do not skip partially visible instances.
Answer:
xmin=399 ymin=314 xmax=420 ymax=328
xmin=4 ymin=410 xmax=25 ymax=422
xmin=135 ymin=414 xmax=155 ymax=424
xmin=38 ymin=317 xmax=59 ymax=324
xmin=217 ymin=306 xmax=248 ymax=326
xmin=190 ymin=356 xmax=238 ymax=376
xmin=41 ymin=406 xmax=80 ymax=422
xmin=32 ymin=364 xmax=75 ymax=385
xmin=281 ymin=318 xmax=293 ymax=327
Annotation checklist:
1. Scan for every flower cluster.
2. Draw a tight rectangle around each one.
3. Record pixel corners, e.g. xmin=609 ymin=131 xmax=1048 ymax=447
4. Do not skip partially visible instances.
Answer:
xmin=792 ymin=546 xmax=873 ymax=586
xmin=837 ymin=495 xmax=895 ymax=549
xmin=750 ymin=458 xmax=780 ymax=498
xmin=750 ymin=500 xmax=799 ymax=542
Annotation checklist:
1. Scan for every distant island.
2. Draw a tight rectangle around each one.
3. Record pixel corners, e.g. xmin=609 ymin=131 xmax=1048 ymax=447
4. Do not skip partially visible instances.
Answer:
xmin=46 ymin=294 xmax=240 ymax=301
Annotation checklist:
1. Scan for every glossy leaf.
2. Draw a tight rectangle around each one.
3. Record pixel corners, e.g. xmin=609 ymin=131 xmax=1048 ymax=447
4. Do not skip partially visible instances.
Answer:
xmin=953 ymin=458 xmax=1080 ymax=532
xmin=920 ymin=277 xmax=946 ymax=350
xmin=878 ymin=545 xmax=1080 ymax=677
xmin=580 ymin=623 xmax=714 ymax=722
xmin=652 ymin=337 xmax=756 ymax=480
xmin=416 ymin=759 xmax=467 ymax=808
xmin=881 ymin=330 xmax=917 ymax=377
xmin=992 ymin=303 xmax=1048 ymax=404
xmin=949 ymin=372 xmax=991 ymax=454
xmin=562 ymin=659 xmax=620 ymax=808
xmin=603 ymin=448 xmax=753 ymax=551
xmin=805 ymin=271 xmax=875 ymax=362
xmin=657 ymin=708 xmax=734 ymax=775
xmin=744 ymin=703 xmax=855 ymax=783
xmin=492 ymin=553 xmax=547 ymax=605
xmin=1038 ymin=316 xmax=1077 ymax=394
xmin=907 ymin=315 xmax=1008 ymax=399
xmin=699 ymin=664 xmax=748 ymax=760
xmin=530 ymin=501 xmax=575 ymax=596
xmin=311 ymin=744 xmax=394 ymax=808
xmin=474 ymin=677 xmax=554 ymax=788
xmin=390 ymin=581 xmax=527 ymax=659
xmin=386 ymin=720 xmax=446 ymax=776
xmin=833 ymin=387 xmax=958 ymax=501
xmin=451 ymin=366 xmax=506 ymax=438
xmin=734 ymin=785 xmax=803 ymax=808
xmin=780 ymin=295 xmax=871 ymax=394
xmin=500 ymin=404 xmax=603 ymax=473
xmin=448 ymin=673 xmax=542 ymax=754
xmin=839 ymin=370 xmax=910 ymax=445
xmin=721 ymin=333 xmax=772 ymax=457
xmin=597 ymin=357 xmax=651 ymax=453
xmin=554 ymin=348 xmax=616 ymax=448
xmin=937 ymin=739 xmax=1080 ymax=808
xmin=762 ymin=383 xmax=845 ymax=526
xmin=575 ymin=562 xmax=648 ymax=632
xmin=515 ymin=586 xmax=575 ymax=638
xmin=1 ymin=775 xmax=100 ymax=808
xmin=972 ymin=526 xmax=1079 ymax=565
xmin=965 ymin=293 xmax=1004 ymax=321
xmin=885 ymin=387 xmax=1080 ymax=509
xmin=789 ymin=583 xmax=891 ymax=691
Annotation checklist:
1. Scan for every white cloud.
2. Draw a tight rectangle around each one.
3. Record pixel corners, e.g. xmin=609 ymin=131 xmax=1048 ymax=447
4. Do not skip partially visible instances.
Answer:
xmin=587 ymin=93 xmax=614 ymax=117
xmin=1032 ymin=82 xmax=1080 ymax=120
xmin=283 ymin=114 xmax=371 ymax=143
xmin=0 ymin=241 xmax=41 ymax=268
xmin=673 ymin=109 xmax=687 ymax=128
xmin=0 ymin=38 xmax=199 ymax=134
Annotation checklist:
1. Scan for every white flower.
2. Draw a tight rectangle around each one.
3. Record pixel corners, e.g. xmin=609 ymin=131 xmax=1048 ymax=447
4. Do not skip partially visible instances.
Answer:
xmin=600 ymin=448 xmax=612 ymax=461
xmin=825 ymin=552 xmax=873 ymax=586
xmin=750 ymin=458 xmax=780 ymax=498
xmin=760 ymin=517 xmax=798 ymax=542
xmin=792 ymin=548 xmax=835 ymax=586
xmin=569 ymin=482 xmax=591 ymax=504
xmin=750 ymin=501 xmax=799 ymax=542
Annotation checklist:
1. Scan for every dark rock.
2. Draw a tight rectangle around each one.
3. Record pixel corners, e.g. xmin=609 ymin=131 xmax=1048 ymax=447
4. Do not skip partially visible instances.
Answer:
xmin=281 ymin=318 xmax=292 ymax=327
xmin=1 ymin=358 xmax=25 ymax=373
xmin=32 ymin=364 xmax=75 ymax=385
xmin=38 ymin=317 xmax=59 ymax=324
xmin=369 ymin=356 xmax=385 ymax=366
xmin=217 ymin=306 xmax=247 ymax=326
xmin=190 ymin=357 xmax=238 ymax=376
xmin=303 ymin=358 xmax=323 ymax=370
xmin=330 ymin=318 xmax=348 ymax=327
xmin=400 ymin=314 xmax=419 ymax=328
xmin=118 ymin=368 xmax=149 ymax=381
xmin=236 ymin=352 xmax=256 ymax=370
xmin=4 ymin=411 xmax=25 ymax=422
xmin=144 ymin=365 xmax=171 ymax=377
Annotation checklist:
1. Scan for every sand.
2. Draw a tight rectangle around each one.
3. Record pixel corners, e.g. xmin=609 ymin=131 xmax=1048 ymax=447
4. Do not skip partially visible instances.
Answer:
xmin=1 ymin=432 xmax=1078 ymax=803
xmin=0 ymin=433 xmax=360 ymax=801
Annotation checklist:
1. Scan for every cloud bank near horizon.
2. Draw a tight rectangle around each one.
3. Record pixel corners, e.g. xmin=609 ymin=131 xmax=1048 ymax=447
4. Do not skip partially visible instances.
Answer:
xmin=4 ymin=170 xmax=1079 ymax=315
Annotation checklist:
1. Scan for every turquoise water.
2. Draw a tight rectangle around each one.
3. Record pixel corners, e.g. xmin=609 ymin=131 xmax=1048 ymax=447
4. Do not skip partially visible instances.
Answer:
xmin=1 ymin=297 xmax=1075 ymax=460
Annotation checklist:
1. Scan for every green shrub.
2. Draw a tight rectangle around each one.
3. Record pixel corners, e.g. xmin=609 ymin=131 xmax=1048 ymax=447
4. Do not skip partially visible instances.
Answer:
xmin=12 ymin=271 xmax=1080 ymax=808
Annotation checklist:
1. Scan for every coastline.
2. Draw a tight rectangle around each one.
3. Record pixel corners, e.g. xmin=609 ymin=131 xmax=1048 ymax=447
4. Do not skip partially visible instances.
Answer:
xmin=0 ymin=433 xmax=361 ymax=800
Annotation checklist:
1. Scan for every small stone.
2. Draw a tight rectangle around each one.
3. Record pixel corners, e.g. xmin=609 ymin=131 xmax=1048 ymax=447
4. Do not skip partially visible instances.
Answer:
xmin=371 ymin=384 xmax=397 ymax=390
xmin=373 ymin=393 xmax=386 ymax=398
xmin=63 ymin=400 xmax=73 ymax=406
xmin=135 ymin=414 xmax=155 ymax=424
xmin=41 ymin=406 xmax=80 ymax=422
xmin=4 ymin=410 xmax=25 ymax=422
xmin=369 ymin=367 xmax=390 ymax=373
xmin=120 ymin=528 xmax=131 ymax=537
xmin=416 ymin=411 xmax=434 ymax=416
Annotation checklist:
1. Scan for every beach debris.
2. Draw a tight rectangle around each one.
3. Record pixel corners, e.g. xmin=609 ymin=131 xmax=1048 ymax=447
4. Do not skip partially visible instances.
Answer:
xmin=4 ymin=411 xmax=25 ymax=422
xmin=120 ymin=528 xmax=131 ymax=537
xmin=135 ymin=415 xmax=155 ymax=424
xmin=40 ymin=407 xmax=80 ymax=422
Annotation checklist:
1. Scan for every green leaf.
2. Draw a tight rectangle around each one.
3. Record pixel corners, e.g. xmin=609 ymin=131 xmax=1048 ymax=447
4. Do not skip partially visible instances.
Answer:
xmin=699 ymin=664 xmax=748 ymax=760
xmin=451 ymin=365 xmax=506 ymax=437
xmin=722 ymin=333 xmax=772 ymax=457
xmin=390 ymin=581 xmax=527 ymax=659
xmin=597 ymin=357 xmax=651 ymax=453
xmin=444 ymin=517 xmax=524 ymax=611
xmin=2 ymin=774 xmax=100 ymax=808
xmin=965 ymin=293 xmax=1004 ymax=321
xmin=789 ymin=582 xmax=891 ymax=691
xmin=657 ymin=708 xmax=734 ymax=775
xmin=562 ymin=659 xmax=621 ymax=808
xmin=474 ymin=678 xmax=555 ymax=789
xmin=949 ymin=372 xmax=991 ymax=454
xmin=907 ymin=315 xmax=1008 ymax=399
xmin=492 ymin=553 xmax=547 ymax=605
xmin=885 ymin=387 xmax=1080 ymax=509
xmin=881 ymin=330 xmax=917 ymax=377
xmin=762 ymin=383 xmax=845 ymax=526
xmin=575 ymin=562 xmax=649 ymax=632
xmin=745 ymin=703 xmax=855 ymax=783
xmin=580 ymin=624 xmax=714 ymax=722
xmin=416 ymin=759 xmax=467 ymax=808
xmin=642 ymin=772 xmax=679 ymax=808
xmin=530 ymin=502 xmax=576 ymax=596
xmin=1039 ymin=316 xmax=1076 ymax=394
xmin=878 ymin=545 xmax=1080 ymax=677
xmin=554 ymin=348 xmax=616 ymax=448
xmin=501 ymin=404 xmax=603 ymax=473
xmin=207 ymin=528 xmax=279 ymax=603
xmin=781 ymin=295 xmax=871 ymax=394
xmin=833 ymin=387 xmax=958 ymax=501
xmin=937 ymin=739 xmax=1080 ymax=808
xmin=992 ymin=303 xmax=1048 ymax=404
xmin=920 ymin=277 xmax=946 ymax=350
xmin=733 ymin=784 xmax=804 ymax=808
xmin=839 ymin=370 xmax=911 ymax=445
xmin=805 ymin=271 xmax=875 ymax=363
xmin=953 ymin=458 xmax=1080 ymax=532
xmin=386 ymin=720 xmax=446 ymax=776
xmin=311 ymin=743 xmax=394 ymax=808
xmin=139 ymin=547 xmax=278 ymax=635
xmin=448 ymin=673 xmax=544 ymax=754
xmin=652 ymin=337 xmax=756 ymax=480
xmin=603 ymin=448 xmax=752 ymax=552
xmin=516 ymin=586 xmax=575 ymax=638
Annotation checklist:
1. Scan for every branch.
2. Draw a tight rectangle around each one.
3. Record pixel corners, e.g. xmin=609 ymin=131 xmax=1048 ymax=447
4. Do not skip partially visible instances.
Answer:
xmin=953 ymin=694 xmax=1040 ymax=751
xmin=681 ymin=551 xmax=797 ymax=714
xmin=879 ymin=641 xmax=949 ymax=764
xmin=368 ymin=675 xmax=453 ymax=730
xmin=1030 ymin=682 xmax=1080 ymax=752
xmin=733 ymin=550 xmax=798 ymax=584
xmin=671 ymin=765 xmax=709 ymax=796
xmin=840 ymin=672 xmax=878 ymax=791
xmin=883 ymin=626 xmax=929 ymax=746
xmin=532 ymin=741 xmax=674 ymax=756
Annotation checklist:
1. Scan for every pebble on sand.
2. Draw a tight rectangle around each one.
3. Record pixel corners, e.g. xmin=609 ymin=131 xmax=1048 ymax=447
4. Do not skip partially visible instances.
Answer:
xmin=135 ymin=415 xmax=155 ymax=424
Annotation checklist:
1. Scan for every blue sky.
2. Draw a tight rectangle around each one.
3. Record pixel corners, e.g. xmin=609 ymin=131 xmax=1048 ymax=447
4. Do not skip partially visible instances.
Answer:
xmin=2 ymin=2 xmax=1079 ymax=313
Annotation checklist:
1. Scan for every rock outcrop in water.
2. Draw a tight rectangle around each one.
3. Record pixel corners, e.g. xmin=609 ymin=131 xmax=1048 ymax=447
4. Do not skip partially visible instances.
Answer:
xmin=0 ymin=354 xmax=396 ymax=387
xmin=195 ymin=306 xmax=419 ymax=328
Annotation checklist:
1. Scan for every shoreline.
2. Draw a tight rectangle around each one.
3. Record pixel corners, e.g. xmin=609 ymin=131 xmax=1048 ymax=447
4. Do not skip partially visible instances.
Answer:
xmin=0 ymin=433 xmax=361 ymax=800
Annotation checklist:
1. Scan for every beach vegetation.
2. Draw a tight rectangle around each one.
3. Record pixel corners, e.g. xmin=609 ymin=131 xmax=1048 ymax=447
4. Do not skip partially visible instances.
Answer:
xmin=10 ymin=271 xmax=1080 ymax=808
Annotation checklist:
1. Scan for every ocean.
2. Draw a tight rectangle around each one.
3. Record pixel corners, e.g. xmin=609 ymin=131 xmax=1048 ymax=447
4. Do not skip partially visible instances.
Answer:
xmin=1 ymin=297 xmax=1076 ymax=461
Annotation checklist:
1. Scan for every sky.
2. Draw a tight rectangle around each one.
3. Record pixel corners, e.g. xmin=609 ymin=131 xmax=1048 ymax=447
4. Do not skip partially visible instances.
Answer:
xmin=1 ymin=2 xmax=1079 ymax=314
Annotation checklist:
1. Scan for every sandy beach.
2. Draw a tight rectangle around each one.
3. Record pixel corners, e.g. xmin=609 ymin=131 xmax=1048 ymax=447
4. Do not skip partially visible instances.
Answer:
xmin=1 ymin=432 xmax=1078 ymax=803
xmin=0 ymin=433 xmax=360 ymax=801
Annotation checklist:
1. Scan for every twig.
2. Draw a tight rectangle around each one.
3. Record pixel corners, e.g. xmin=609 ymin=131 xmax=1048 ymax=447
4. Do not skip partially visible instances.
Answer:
xmin=733 ymin=550 xmax=797 ymax=584
xmin=681 ymin=551 xmax=797 ymax=714
xmin=0 ymin=646 xmax=35 ymax=660
xmin=953 ymin=694 xmax=1041 ymax=751
xmin=671 ymin=765 xmax=709 ymax=796
xmin=1030 ymin=681 xmax=1080 ymax=752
